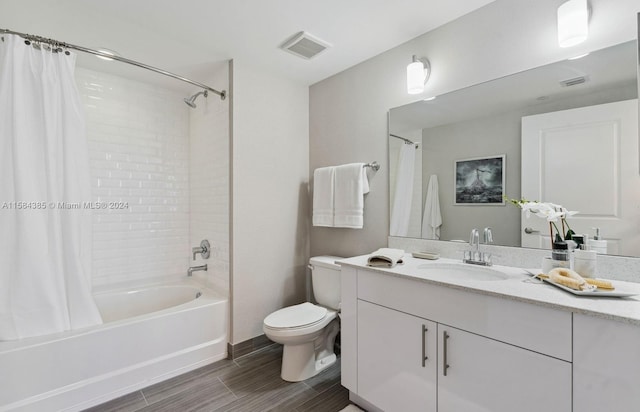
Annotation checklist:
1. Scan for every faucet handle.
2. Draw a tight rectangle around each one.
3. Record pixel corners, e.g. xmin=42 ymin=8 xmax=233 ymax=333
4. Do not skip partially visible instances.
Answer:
xmin=483 ymin=227 xmax=493 ymax=244
xmin=469 ymin=228 xmax=479 ymax=245
xmin=192 ymin=239 xmax=211 ymax=260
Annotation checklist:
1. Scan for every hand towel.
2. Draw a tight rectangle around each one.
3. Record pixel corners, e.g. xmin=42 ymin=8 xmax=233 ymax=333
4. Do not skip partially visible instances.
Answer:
xmin=367 ymin=248 xmax=405 ymax=268
xmin=312 ymin=166 xmax=336 ymax=227
xmin=421 ymin=174 xmax=442 ymax=239
xmin=334 ymin=163 xmax=370 ymax=229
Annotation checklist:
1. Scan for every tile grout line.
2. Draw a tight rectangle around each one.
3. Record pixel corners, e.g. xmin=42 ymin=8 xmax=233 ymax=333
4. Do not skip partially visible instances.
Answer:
xmin=139 ymin=390 xmax=150 ymax=406
xmin=217 ymin=376 xmax=240 ymax=400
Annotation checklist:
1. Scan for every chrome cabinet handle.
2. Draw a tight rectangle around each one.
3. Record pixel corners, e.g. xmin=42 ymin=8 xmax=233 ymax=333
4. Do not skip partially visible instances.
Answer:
xmin=422 ymin=324 xmax=428 ymax=367
xmin=524 ymin=227 xmax=540 ymax=234
xmin=443 ymin=331 xmax=450 ymax=376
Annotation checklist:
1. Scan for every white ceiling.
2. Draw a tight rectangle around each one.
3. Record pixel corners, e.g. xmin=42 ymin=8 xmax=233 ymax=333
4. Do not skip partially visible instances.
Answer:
xmin=1 ymin=0 xmax=495 ymax=91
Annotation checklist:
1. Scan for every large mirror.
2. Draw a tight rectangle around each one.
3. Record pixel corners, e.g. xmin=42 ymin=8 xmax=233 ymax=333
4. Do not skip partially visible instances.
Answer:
xmin=389 ymin=40 xmax=640 ymax=257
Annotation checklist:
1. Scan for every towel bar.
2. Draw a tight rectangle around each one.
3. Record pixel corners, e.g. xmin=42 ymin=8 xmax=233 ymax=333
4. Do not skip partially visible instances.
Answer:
xmin=364 ymin=161 xmax=380 ymax=172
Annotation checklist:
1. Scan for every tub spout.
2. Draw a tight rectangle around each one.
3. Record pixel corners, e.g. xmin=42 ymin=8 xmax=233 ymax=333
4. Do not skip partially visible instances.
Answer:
xmin=188 ymin=264 xmax=207 ymax=276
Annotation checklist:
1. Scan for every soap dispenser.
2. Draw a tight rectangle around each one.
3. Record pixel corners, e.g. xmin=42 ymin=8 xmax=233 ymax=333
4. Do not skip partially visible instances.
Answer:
xmin=588 ymin=228 xmax=608 ymax=254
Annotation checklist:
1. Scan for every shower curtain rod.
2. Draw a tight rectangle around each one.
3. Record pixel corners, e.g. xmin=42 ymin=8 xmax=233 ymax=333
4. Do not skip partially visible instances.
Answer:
xmin=390 ymin=134 xmax=418 ymax=147
xmin=1 ymin=28 xmax=227 ymax=100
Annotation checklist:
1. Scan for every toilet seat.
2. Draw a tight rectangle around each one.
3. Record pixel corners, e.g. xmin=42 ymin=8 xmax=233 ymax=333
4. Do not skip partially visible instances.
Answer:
xmin=264 ymin=302 xmax=327 ymax=330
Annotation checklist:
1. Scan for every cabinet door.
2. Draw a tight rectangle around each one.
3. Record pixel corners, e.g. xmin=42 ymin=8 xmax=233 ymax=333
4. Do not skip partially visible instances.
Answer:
xmin=574 ymin=314 xmax=640 ymax=412
xmin=438 ymin=325 xmax=571 ymax=412
xmin=357 ymin=300 xmax=437 ymax=412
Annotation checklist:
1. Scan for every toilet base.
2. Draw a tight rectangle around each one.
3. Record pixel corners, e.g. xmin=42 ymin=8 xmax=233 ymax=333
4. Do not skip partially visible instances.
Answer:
xmin=280 ymin=319 xmax=340 ymax=382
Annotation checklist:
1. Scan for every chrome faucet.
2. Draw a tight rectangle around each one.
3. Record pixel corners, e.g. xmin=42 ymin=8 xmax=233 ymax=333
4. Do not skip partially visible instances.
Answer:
xmin=463 ymin=227 xmax=492 ymax=266
xmin=187 ymin=264 xmax=207 ymax=276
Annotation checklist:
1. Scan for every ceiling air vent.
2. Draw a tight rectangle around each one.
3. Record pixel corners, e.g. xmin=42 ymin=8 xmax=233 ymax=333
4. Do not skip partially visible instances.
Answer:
xmin=559 ymin=75 xmax=589 ymax=87
xmin=280 ymin=31 xmax=331 ymax=60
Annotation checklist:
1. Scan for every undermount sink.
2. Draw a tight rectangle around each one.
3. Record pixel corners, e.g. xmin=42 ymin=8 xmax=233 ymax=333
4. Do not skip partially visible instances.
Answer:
xmin=416 ymin=263 xmax=509 ymax=282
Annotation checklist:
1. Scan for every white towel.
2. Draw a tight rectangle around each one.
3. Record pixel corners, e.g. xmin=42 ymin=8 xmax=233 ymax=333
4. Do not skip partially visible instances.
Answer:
xmin=421 ymin=174 xmax=442 ymax=239
xmin=312 ymin=166 xmax=336 ymax=227
xmin=334 ymin=163 xmax=370 ymax=229
xmin=367 ymin=248 xmax=405 ymax=268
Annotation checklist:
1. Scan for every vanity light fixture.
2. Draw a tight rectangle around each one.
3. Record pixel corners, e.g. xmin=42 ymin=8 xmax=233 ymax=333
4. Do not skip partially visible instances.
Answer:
xmin=407 ymin=55 xmax=430 ymax=94
xmin=557 ymin=0 xmax=589 ymax=48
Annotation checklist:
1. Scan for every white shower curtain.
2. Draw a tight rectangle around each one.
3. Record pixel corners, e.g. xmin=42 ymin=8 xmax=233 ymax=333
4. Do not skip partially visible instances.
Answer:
xmin=389 ymin=143 xmax=416 ymax=236
xmin=0 ymin=34 xmax=102 ymax=340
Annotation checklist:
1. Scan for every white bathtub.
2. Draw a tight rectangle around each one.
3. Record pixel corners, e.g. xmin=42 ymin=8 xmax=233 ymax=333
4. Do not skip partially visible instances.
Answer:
xmin=0 ymin=279 xmax=228 ymax=412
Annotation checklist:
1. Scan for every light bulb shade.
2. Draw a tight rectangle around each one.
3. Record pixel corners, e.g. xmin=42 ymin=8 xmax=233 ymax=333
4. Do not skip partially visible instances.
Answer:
xmin=557 ymin=0 xmax=589 ymax=48
xmin=407 ymin=61 xmax=426 ymax=94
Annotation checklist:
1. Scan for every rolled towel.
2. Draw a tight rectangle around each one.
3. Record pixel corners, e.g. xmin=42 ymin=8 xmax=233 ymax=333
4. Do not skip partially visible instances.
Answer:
xmin=548 ymin=268 xmax=596 ymax=291
xmin=367 ymin=248 xmax=405 ymax=268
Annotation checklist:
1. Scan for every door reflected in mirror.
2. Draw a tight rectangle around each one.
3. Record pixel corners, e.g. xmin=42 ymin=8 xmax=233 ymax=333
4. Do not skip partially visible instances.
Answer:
xmin=389 ymin=40 xmax=640 ymax=257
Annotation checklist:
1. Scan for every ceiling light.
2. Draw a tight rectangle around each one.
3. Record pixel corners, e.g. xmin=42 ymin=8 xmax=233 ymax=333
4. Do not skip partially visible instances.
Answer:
xmin=557 ymin=0 xmax=589 ymax=48
xmin=407 ymin=55 xmax=430 ymax=94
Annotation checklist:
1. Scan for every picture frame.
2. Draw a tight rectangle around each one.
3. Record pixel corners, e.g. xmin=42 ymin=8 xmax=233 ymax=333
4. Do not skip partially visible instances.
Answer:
xmin=454 ymin=155 xmax=505 ymax=205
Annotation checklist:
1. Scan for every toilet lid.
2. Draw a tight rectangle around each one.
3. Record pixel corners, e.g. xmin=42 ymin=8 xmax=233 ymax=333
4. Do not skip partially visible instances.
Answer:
xmin=264 ymin=302 xmax=327 ymax=329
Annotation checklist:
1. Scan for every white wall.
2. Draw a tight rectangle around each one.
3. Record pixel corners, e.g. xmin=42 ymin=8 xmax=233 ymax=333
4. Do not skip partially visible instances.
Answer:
xmin=76 ymin=68 xmax=191 ymax=287
xmin=231 ymin=60 xmax=309 ymax=344
xmin=309 ymin=0 xmax=639 ymax=257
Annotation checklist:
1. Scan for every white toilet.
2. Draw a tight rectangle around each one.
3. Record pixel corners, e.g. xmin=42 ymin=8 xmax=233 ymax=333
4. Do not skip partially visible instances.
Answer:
xmin=263 ymin=256 xmax=342 ymax=382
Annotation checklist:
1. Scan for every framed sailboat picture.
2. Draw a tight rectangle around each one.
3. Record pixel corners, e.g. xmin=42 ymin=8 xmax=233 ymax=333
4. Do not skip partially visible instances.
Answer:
xmin=454 ymin=155 xmax=505 ymax=205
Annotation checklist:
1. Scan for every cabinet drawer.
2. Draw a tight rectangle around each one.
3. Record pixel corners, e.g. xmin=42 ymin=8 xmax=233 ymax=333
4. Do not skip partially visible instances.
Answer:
xmin=357 ymin=269 xmax=572 ymax=361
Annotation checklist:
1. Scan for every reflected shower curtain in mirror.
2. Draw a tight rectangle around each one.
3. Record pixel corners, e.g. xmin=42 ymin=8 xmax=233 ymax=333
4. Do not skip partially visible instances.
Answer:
xmin=0 ymin=34 xmax=102 ymax=340
xmin=389 ymin=143 xmax=416 ymax=236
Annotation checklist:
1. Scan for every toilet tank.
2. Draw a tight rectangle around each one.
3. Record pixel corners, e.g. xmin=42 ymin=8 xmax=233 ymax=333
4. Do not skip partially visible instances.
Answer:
xmin=310 ymin=256 xmax=342 ymax=310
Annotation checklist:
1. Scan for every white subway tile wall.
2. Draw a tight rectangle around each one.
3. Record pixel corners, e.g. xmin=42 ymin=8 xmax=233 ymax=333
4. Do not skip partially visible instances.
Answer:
xmin=76 ymin=68 xmax=190 ymax=287
xmin=189 ymin=85 xmax=230 ymax=295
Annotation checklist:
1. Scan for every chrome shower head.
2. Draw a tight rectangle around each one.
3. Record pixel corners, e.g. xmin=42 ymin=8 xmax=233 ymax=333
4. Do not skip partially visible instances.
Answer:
xmin=184 ymin=90 xmax=208 ymax=108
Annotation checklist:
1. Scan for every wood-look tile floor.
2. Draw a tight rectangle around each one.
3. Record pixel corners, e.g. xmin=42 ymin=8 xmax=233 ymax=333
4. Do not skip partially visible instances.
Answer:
xmin=84 ymin=344 xmax=351 ymax=412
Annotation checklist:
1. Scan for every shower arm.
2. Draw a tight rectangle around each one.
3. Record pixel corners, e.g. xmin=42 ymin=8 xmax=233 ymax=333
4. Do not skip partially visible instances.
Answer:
xmin=1 ymin=28 xmax=226 ymax=100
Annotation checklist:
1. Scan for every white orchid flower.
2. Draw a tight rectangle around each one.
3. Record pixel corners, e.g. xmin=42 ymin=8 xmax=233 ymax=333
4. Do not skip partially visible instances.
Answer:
xmin=519 ymin=201 xmax=577 ymax=222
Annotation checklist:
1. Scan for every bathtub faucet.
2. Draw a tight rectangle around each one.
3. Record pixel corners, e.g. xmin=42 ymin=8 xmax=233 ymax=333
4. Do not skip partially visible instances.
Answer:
xmin=187 ymin=264 xmax=208 ymax=276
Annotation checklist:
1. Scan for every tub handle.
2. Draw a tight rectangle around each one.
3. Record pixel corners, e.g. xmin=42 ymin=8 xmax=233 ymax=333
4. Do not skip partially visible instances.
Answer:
xmin=192 ymin=239 xmax=211 ymax=260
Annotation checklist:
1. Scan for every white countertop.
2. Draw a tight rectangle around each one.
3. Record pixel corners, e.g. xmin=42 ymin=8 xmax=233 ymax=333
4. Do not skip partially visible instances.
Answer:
xmin=339 ymin=254 xmax=640 ymax=325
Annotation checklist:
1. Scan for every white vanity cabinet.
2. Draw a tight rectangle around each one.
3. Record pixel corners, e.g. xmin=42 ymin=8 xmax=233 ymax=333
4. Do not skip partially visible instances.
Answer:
xmin=573 ymin=314 xmax=640 ymax=412
xmin=437 ymin=324 xmax=570 ymax=412
xmin=342 ymin=264 xmax=573 ymax=412
xmin=357 ymin=299 xmax=437 ymax=412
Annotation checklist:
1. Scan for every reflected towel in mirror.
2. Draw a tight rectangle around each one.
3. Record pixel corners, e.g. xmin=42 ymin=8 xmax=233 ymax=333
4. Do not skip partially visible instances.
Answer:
xmin=422 ymin=174 xmax=442 ymax=239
